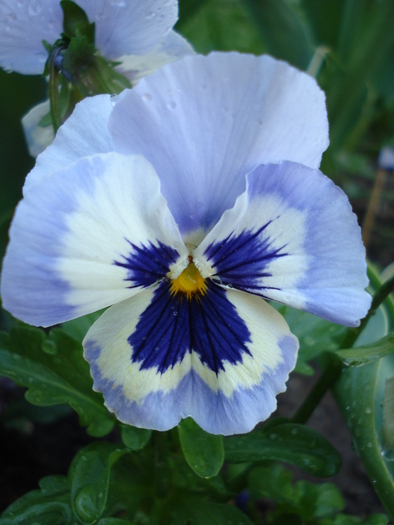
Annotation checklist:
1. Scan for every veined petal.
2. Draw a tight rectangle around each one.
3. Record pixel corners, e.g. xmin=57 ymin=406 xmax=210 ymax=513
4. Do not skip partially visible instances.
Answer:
xmin=84 ymin=282 xmax=298 ymax=435
xmin=0 ymin=0 xmax=62 ymax=75
xmin=195 ymin=161 xmax=371 ymax=327
xmin=117 ymin=31 xmax=195 ymax=85
xmin=78 ymin=0 xmax=178 ymax=59
xmin=22 ymin=100 xmax=55 ymax=158
xmin=1 ymin=152 xmax=187 ymax=327
xmin=109 ymin=52 xmax=329 ymax=238
xmin=23 ymin=94 xmax=115 ymax=194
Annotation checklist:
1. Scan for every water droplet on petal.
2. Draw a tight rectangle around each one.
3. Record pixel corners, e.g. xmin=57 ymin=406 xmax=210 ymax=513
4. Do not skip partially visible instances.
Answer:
xmin=142 ymin=93 xmax=152 ymax=102
xmin=167 ymin=101 xmax=176 ymax=109
xmin=28 ymin=0 xmax=43 ymax=15
xmin=146 ymin=11 xmax=156 ymax=20
xmin=110 ymin=0 xmax=126 ymax=5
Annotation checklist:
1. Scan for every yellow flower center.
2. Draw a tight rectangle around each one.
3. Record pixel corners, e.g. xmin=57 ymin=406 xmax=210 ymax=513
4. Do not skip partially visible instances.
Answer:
xmin=171 ymin=258 xmax=206 ymax=299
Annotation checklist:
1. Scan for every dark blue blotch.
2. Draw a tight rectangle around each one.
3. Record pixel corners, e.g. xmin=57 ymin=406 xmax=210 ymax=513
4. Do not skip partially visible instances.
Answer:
xmin=128 ymin=281 xmax=252 ymax=375
xmin=114 ymin=240 xmax=179 ymax=288
xmin=204 ymin=221 xmax=288 ymax=292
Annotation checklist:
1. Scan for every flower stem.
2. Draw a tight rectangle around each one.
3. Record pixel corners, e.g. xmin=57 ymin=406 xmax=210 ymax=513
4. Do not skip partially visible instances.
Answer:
xmin=292 ymin=275 xmax=394 ymax=424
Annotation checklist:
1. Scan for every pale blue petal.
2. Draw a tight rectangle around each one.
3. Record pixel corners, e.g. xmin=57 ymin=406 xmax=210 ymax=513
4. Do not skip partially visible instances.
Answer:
xmin=0 ymin=0 xmax=62 ymax=74
xmin=109 ymin=52 xmax=329 ymax=237
xmin=23 ymin=94 xmax=115 ymax=194
xmin=0 ymin=0 xmax=178 ymax=74
xmin=195 ymin=161 xmax=371 ymax=327
xmin=1 ymin=153 xmax=186 ymax=326
xmin=79 ymin=0 xmax=178 ymax=59
xmin=84 ymin=284 xmax=298 ymax=435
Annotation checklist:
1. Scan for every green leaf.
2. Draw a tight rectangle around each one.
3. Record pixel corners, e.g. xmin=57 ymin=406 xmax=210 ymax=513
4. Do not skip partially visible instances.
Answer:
xmin=382 ymin=376 xmax=394 ymax=458
xmin=334 ymin=267 xmax=394 ymax=521
xmin=170 ymin=495 xmax=253 ymax=525
xmin=121 ymin=425 xmax=152 ymax=451
xmin=61 ymin=0 xmax=95 ymax=43
xmin=0 ymin=476 xmax=72 ymax=525
xmin=335 ymin=332 xmax=394 ymax=366
xmin=178 ymin=418 xmax=224 ymax=479
xmin=224 ymin=421 xmax=341 ymax=477
xmin=278 ymin=305 xmax=346 ymax=375
xmin=239 ymin=0 xmax=314 ymax=69
xmin=248 ymin=464 xmax=344 ymax=519
xmin=69 ymin=442 xmax=128 ymax=524
xmin=0 ymin=326 xmax=114 ymax=437
xmin=179 ymin=0 xmax=266 ymax=55
xmin=97 ymin=518 xmax=136 ymax=525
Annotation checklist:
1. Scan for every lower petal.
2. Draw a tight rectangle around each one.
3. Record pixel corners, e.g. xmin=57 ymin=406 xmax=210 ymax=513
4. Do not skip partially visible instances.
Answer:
xmin=84 ymin=283 xmax=298 ymax=435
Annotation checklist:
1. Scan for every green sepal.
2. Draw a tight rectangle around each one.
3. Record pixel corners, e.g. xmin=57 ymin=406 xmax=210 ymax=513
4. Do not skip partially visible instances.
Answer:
xmin=0 ymin=326 xmax=114 ymax=437
xmin=178 ymin=418 xmax=224 ymax=479
xmin=61 ymin=0 xmax=95 ymax=44
xmin=224 ymin=420 xmax=341 ymax=477
xmin=69 ymin=443 xmax=128 ymax=524
xmin=121 ymin=425 xmax=152 ymax=451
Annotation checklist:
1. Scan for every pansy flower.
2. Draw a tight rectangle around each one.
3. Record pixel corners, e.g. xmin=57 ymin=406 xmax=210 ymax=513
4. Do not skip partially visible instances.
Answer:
xmin=1 ymin=53 xmax=371 ymax=435
xmin=0 ymin=0 xmax=193 ymax=156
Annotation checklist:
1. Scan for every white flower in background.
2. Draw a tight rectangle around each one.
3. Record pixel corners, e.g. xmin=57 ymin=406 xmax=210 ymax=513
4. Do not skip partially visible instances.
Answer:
xmin=1 ymin=53 xmax=371 ymax=435
xmin=0 ymin=0 xmax=194 ymax=156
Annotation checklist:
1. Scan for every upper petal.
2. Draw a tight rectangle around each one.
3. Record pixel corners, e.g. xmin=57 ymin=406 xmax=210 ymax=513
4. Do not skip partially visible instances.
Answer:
xmin=79 ymin=0 xmax=178 ymax=59
xmin=109 ymin=52 xmax=329 ymax=236
xmin=1 ymin=152 xmax=187 ymax=326
xmin=0 ymin=0 xmax=62 ymax=74
xmin=194 ymin=161 xmax=371 ymax=327
xmin=23 ymin=94 xmax=115 ymax=194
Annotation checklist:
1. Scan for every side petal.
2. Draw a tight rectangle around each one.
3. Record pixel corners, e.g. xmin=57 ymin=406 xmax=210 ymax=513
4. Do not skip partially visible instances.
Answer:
xmin=79 ymin=0 xmax=178 ymax=59
xmin=195 ymin=161 xmax=371 ymax=327
xmin=1 ymin=153 xmax=187 ymax=327
xmin=23 ymin=94 xmax=115 ymax=194
xmin=21 ymin=100 xmax=55 ymax=158
xmin=109 ymin=52 xmax=329 ymax=237
xmin=84 ymin=282 xmax=298 ymax=435
xmin=0 ymin=0 xmax=62 ymax=75
xmin=117 ymin=31 xmax=195 ymax=85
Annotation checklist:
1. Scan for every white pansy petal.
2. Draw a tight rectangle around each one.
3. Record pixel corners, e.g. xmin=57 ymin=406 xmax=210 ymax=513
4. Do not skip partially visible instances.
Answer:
xmin=84 ymin=283 xmax=298 ymax=435
xmin=109 ymin=52 xmax=329 ymax=236
xmin=78 ymin=0 xmax=178 ymax=59
xmin=23 ymin=94 xmax=115 ymax=194
xmin=0 ymin=0 xmax=62 ymax=74
xmin=117 ymin=31 xmax=195 ymax=85
xmin=1 ymin=152 xmax=187 ymax=327
xmin=195 ymin=161 xmax=371 ymax=327
xmin=22 ymin=100 xmax=55 ymax=158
